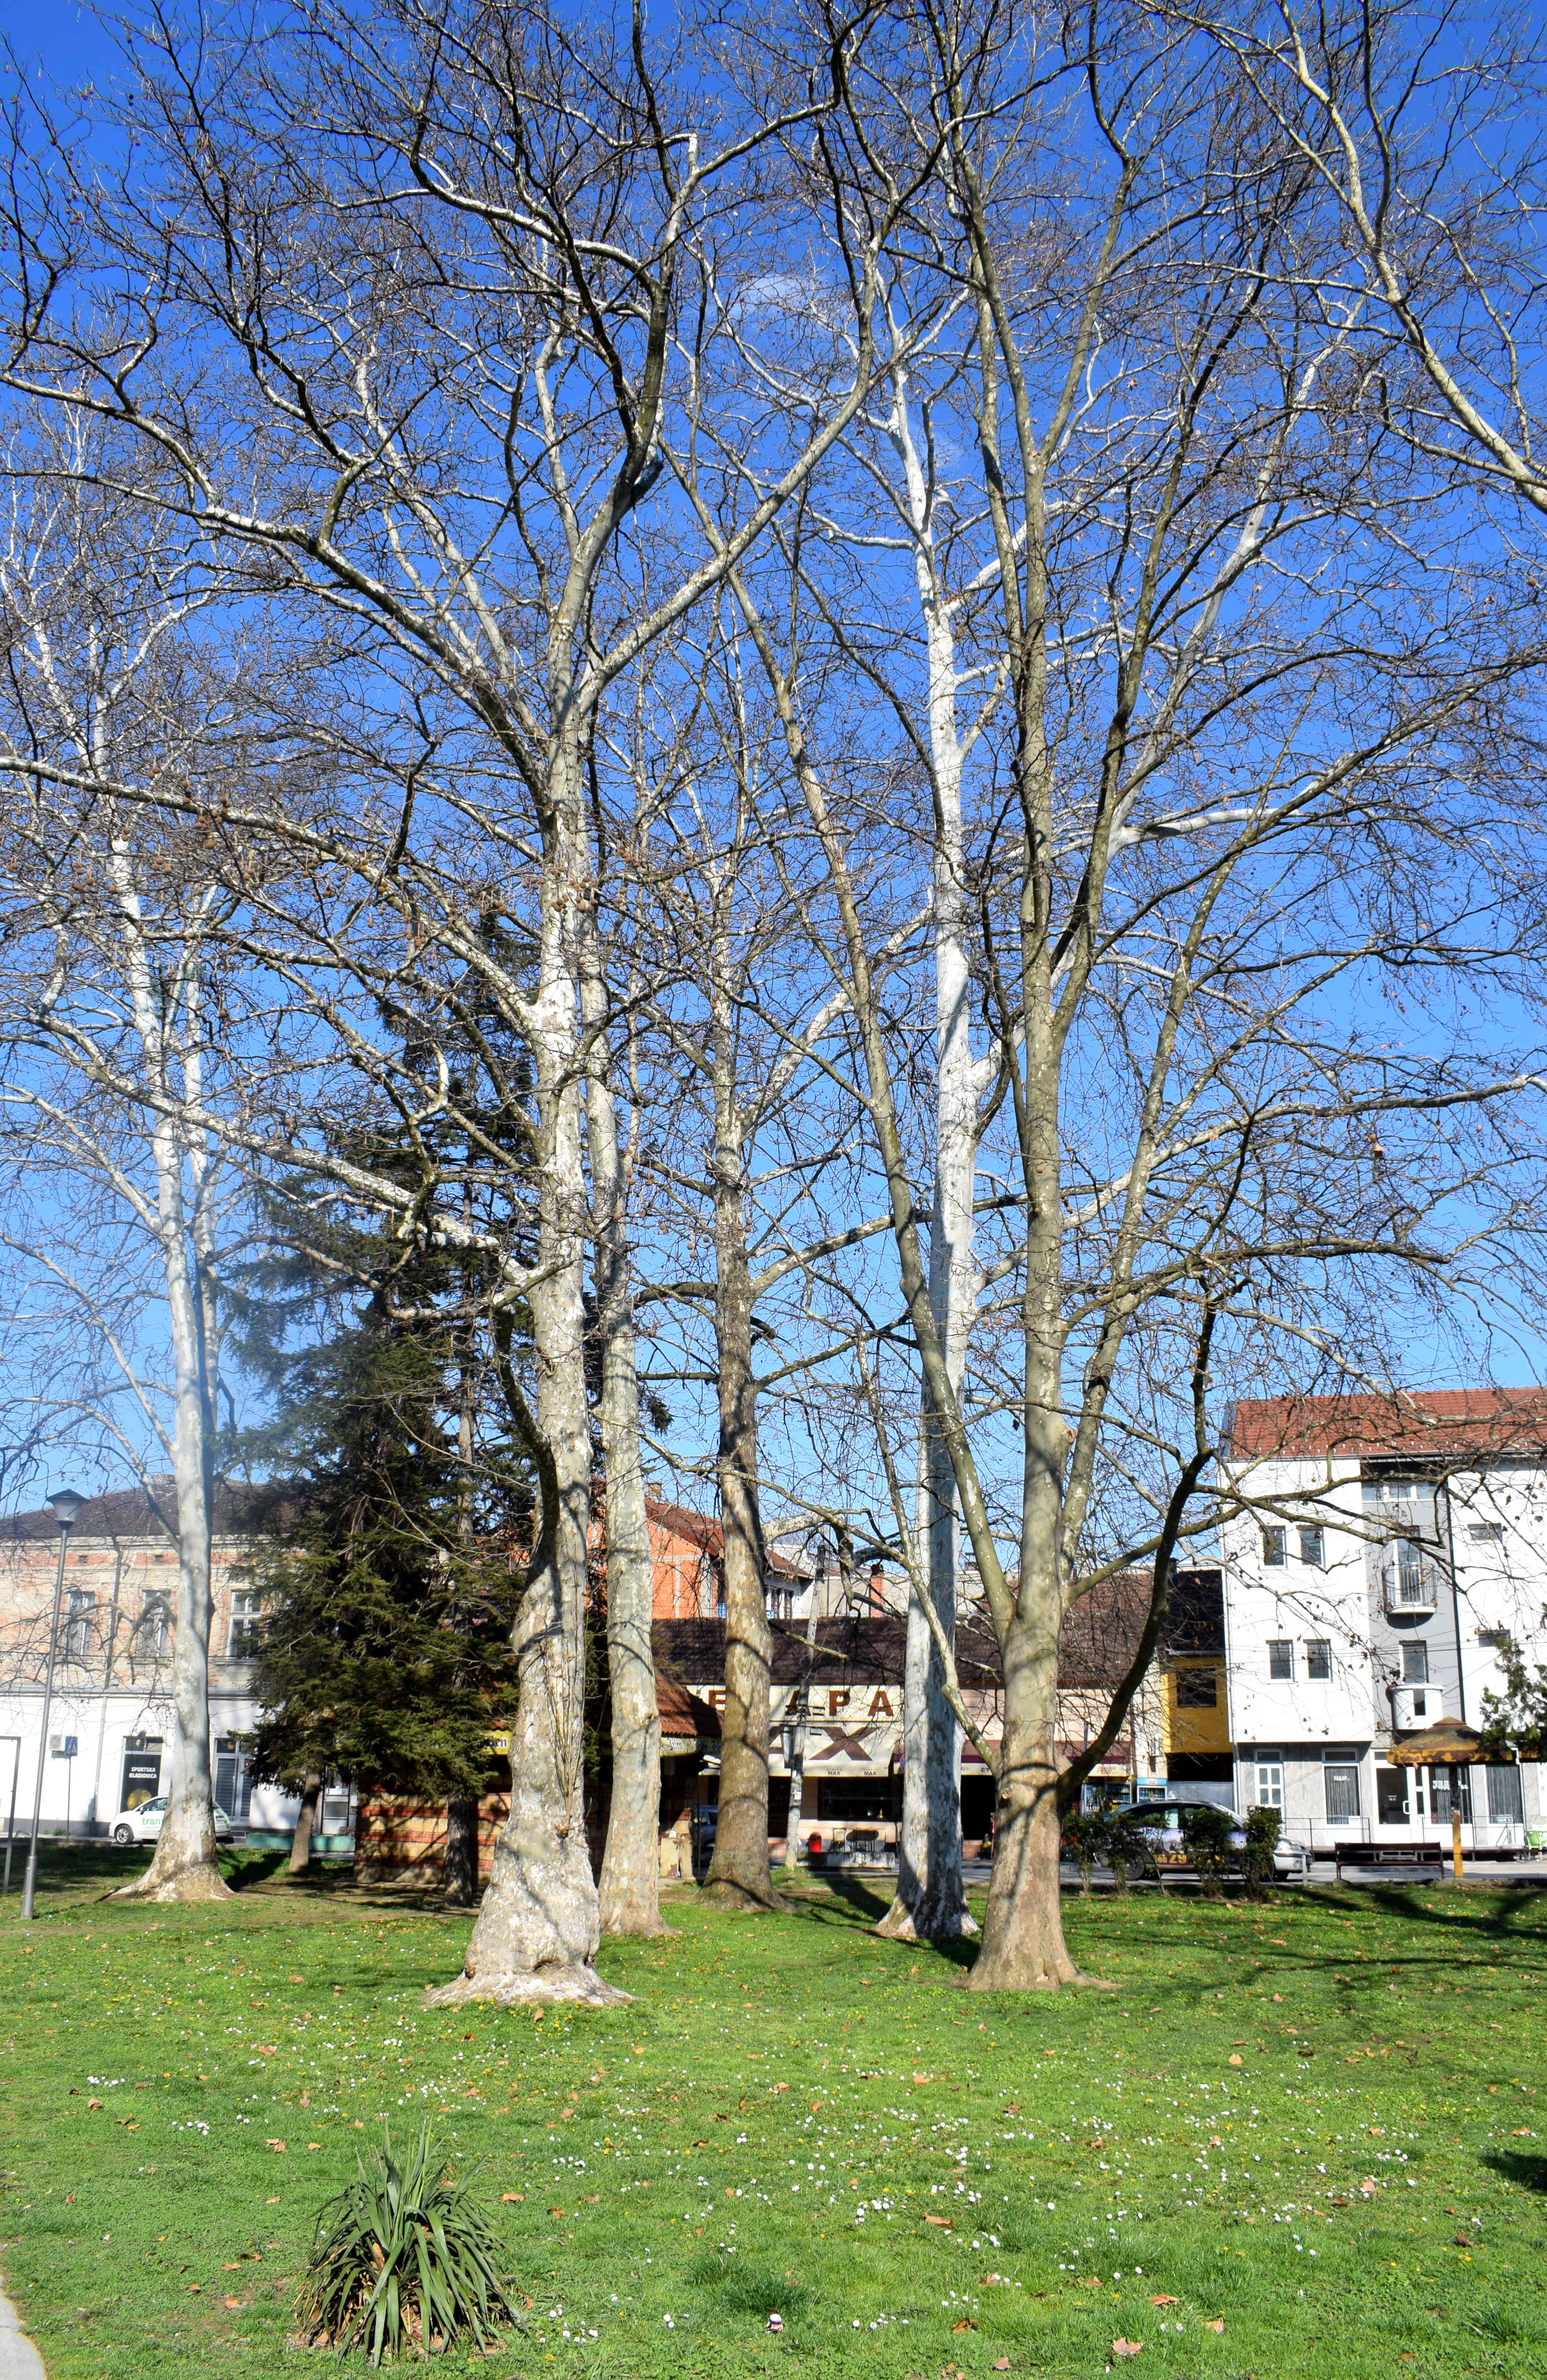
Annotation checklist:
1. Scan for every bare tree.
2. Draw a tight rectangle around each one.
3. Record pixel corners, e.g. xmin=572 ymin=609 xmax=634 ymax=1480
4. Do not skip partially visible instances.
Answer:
xmin=0 ymin=444 xmax=248 ymax=1901
xmin=621 ymin=632 xmax=901 ymax=1907
xmin=0 ymin=0 xmax=956 ymax=1992
xmin=707 ymin=0 xmax=1547 ymax=1989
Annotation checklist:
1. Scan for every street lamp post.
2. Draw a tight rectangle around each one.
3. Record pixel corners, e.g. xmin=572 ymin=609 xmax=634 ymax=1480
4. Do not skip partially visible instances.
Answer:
xmin=21 ymin=1488 xmax=85 ymax=1921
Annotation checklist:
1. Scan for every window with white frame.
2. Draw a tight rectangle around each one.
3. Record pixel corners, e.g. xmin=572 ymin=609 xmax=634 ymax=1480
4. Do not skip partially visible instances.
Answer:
xmin=1323 ymin=1759 xmax=1362 ymax=1823
xmin=62 ymin=1588 xmax=95 ymax=1662
xmin=1267 ymin=1638 xmax=1293 ymax=1679
xmin=138 ymin=1594 xmax=171 ymax=1659
xmin=1485 ymin=1765 xmax=1524 ymax=1824
xmin=1262 ymin=1526 xmax=1287 ymax=1566
xmin=1395 ymin=1540 xmax=1427 ymax=1604
xmin=1254 ymin=1759 xmax=1284 ymax=1808
xmin=228 ymin=1589 xmax=265 ymax=1656
xmin=1298 ymin=1525 xmax=1325 ymax=1567
xmin=1305 ymin=1639 xmax=1332 ymax=1681
xmin=1401 ymin=1641 xmax=1429 ymax=1684
xmin=1467 ymin=1521 xmax=1505 ymax=1543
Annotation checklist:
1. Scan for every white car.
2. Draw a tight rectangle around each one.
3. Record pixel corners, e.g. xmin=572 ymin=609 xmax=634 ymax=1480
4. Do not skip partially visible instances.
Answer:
xmin=111 ymin=1795 xmax=234 ymax=1845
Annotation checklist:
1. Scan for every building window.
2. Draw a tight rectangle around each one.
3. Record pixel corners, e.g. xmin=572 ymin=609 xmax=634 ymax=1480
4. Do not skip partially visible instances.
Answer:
xmin=1395 ymin=1540 xmax=1427 ymax=1605
xmin=1254 ymin=1759 xmax=1283 ymax=1809
xmin=1267 ymin=1638 xmax=1293 ymax=1679
xmin=1298 ymin=1525 xmax=1325 ymax=1567
xmin=1401 ymin=1641 xmax=1429 ymax=1684
xmin=214 ymin=1735 xmax=254 ymax=1823
xmin=815 ymin=1778 xmax=899 ymax=1824
xmin=228 ymin=1590 xmax=264 ymax=1657
xmin=136 ymin=1594 xmax=172 ymax=1661
xmin=1376 ymin=1767 xmax=1408 ymax=1825
xmin=1485 ymin=1765 xmax=1524 ymax=1824
xmin=1262 ymin=1526 xmax=1287 ymax=1566
xmin=1467 ymin=1521 xmax=1504 ymax=1543
xmin=1477 ymin=1628 xmax=1509 ymax=1648
xmin=1429 ymin=1766 xmax=1472 ymax=1825
xmin=1323 ymin=1762 xmax=1362 ymax=1823
xmin=1175 ymin=1669 xmax=1218 ymax=1707
xmin=1305 ymin=1639 xmax=1332 ymax=1681
xmin=62 ymin=1589 xmax=95 ymax=1662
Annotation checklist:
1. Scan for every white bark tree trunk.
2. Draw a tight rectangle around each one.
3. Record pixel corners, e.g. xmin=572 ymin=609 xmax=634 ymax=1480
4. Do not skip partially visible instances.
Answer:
xmin=108 ymin=845 xmax=229 ymax=1904
xmin=582 ymin=952 xmax=667 ymax=1938
xmin=878 ymin=378 xmax=985 ymax=1944
xmin=429 ymin=792 xmax=626 ymax=2007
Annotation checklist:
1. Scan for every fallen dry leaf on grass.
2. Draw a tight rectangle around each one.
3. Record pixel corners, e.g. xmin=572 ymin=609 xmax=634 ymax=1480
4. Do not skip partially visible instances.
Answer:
xmin=951 ymin=2318 xmax=977 ymax=2333
xmin=925 ymin=2214 xmax=953 ymax=2228
xmin=992 ymin=2360 xmax=1011 ymax=2371
xmin=1110 ymin=2338 xmax=1144 ymax=2358
xmin=1203 ymin=2318 xmax=1224 ymax=2333
xmin=500 ymin=2192 xmax=524 ymax=2203
xmin=1147 ymin=2295 xmax=1179 ymax=2307
xmin=1227 ymin=2054 xmax=1243 ymax=2067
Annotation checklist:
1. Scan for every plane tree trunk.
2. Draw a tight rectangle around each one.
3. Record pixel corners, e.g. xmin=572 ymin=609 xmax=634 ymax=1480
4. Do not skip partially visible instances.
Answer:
xmin=704 ymin=947 xmax=781 ymax=1912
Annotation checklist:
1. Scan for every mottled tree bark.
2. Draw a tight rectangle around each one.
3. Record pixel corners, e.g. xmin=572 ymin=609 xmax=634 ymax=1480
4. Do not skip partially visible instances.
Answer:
xmin=704 ymin=991 xmax=780 ymax=1911
xmin=112 ymin=854 xmax=229 ymax=1906
xmin=581 ymin=938 xmax=666 ymax=1939
xmin=427 ymin=828 xmax=625 ymax=2009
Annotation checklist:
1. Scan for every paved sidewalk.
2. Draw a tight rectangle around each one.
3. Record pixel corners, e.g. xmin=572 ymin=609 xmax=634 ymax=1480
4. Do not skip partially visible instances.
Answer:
xmin=0 ymin=2284 xmax=44 ymax=2380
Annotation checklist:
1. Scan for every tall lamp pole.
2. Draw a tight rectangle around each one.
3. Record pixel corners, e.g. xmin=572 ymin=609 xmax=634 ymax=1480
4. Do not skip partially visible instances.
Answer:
xmin=21 ymin=1488 xmax=85 ymax=1921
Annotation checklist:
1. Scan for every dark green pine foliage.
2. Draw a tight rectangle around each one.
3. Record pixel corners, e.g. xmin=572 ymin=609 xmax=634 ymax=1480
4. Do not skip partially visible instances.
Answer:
xmin=238 ymin=1240 xmax=523 ymax=1812
xmin=236 ymin=934 xmax=537 ymax=1826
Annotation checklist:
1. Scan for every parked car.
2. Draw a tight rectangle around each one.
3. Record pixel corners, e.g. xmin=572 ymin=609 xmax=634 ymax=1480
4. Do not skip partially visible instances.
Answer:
xmin=1106 ymin=1799 xmax=1308 ymax=1881
xmin=111 ymin=1795 xmax=234 ymax=1845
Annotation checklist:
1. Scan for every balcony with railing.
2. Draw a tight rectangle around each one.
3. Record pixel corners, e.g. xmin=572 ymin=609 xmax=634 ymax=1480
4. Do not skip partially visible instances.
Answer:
xmin=1383 ymin=1539 xmax=1439 ymax=1615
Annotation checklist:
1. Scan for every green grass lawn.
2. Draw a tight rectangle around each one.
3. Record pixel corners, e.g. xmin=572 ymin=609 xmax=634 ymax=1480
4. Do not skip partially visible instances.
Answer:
xmin=1 ymin=1846 xmax=1544 ymax=2378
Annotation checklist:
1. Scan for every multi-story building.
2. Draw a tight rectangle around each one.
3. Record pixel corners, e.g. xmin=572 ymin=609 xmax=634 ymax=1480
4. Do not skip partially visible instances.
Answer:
xmin=1222 ymin=1392 xmax=1547 ymax=1860
xmin=0 ymin=1485 xmax=312 ymax=1847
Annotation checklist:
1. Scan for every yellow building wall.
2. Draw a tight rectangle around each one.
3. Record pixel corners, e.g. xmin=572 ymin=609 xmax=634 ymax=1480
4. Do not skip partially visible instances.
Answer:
xmin=1162 ymin=1659 xmax=1231 ymax=1758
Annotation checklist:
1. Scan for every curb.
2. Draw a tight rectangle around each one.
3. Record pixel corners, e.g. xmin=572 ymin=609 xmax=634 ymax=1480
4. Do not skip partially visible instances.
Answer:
xmin=0 ymin=2285 xmax=44 ymax=2380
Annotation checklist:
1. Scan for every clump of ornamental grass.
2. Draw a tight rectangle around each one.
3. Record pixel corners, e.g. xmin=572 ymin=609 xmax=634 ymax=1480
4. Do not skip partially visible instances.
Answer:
xmin=297 ymin=2121 xmax=520 ymax=2363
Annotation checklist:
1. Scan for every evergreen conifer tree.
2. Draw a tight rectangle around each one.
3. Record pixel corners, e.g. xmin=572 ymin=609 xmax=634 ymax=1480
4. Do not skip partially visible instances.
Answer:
xmin=235 ymin=941 xmax=536 ymax=1890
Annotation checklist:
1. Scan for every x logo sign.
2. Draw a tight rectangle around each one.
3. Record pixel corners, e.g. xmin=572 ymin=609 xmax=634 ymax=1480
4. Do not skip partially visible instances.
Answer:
xmin=810 ymin=1725 xmax=875 ymax=1763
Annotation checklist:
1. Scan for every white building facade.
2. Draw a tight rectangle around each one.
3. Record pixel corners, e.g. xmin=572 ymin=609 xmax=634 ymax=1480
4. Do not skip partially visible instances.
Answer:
xmin=1222 ymin=1394 xmax=1547 ymax=1861
xmin=0 ymin=1487 xmax=313 ymax=1851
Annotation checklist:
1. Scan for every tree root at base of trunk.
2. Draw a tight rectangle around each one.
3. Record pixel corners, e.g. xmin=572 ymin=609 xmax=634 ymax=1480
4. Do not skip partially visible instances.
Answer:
xmin=423 ymin=1963 xmax=633 ymax=2009
xmin=701 ymin=1875 xmax=784 ymax=1913
xmin=965 ymin=1957 xmax=1114 ymax=1992
xmin=112 ymin=1860 xmax=234 ymax=1904
xmin=874 ymin=1894 xmax=979 ymax=1943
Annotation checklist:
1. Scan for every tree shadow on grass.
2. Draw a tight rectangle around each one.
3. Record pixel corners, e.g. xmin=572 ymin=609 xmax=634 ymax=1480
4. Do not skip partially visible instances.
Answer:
xmin=777 ymin=1876 xmax=982 ymax=1969
xmin=1481 ymin=2147 xmax=1547 ymax=2193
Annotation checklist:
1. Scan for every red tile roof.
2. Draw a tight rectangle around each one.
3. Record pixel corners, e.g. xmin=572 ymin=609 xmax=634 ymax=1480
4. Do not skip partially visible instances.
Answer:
xmin=1229 ymin=1389 xmax=1547 ymax=1461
